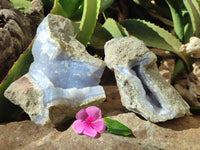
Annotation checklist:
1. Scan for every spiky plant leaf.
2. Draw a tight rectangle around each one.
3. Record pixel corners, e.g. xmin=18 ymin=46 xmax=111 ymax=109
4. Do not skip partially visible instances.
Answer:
xmin=132 ymin=0 xmax=171 ymax=22
xmin=120 ymin=19 xmax=192 ymax=71
xmin=182 ymin=8 xmax=194 ymax=43
xmin=165 ymin=0 xmax=185 ymax=41
xmin=100 ymin=0 xmax=114 ymax=13
xmin=183 ymin=0 xmax=200 ymax=37
xmin=89 ymin=23 xmax=113 ymax=49
xmin=197 ymin=0 xmax=200 ymax=10
xmin=171 ymin=59 xmax=185 ymax=83
xmin=51 ymin=0 xmax=82 ymax=19
xmin=103 ymin=18 xmax=129 ymax=38
xmin=149 ymin=12 xmax=173 ymax=27
xmin=89 ymin=18 xmax=129 ymax=49
xmin=76 ymin=0 xmax=101 ymax=46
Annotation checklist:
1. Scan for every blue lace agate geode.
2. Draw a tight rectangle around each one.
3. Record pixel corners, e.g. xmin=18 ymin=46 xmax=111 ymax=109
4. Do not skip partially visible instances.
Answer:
xmin=4 ymin=14 xmax=106 ymax=127
xmin=104 ymin=37 xmax=189 ymax=122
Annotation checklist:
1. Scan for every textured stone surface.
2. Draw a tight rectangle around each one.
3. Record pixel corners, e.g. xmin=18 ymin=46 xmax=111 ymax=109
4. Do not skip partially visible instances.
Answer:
xmin=175 ymin=63 xmax=200 ymax=107
xmin=180 ymin=36 xmax=200 ymax=58
xmin=104 ymin=37 xmax=189 ymax=122
xmin=175 ymin=78 xmax=200 ymax=107
xmin=4 ymin=14 xmax=106 ymax=127
xmin=1 ymin=86 xmax=200 ymax=150
xmin=176 ymin=37 xmax=200 ymax=107
xmin=151 ymin=48 xmax=175 ymax=83
xmin=0 ymin=120 xmax=56 ymax=150
xmin=158 ymin=58 xmax=175 ymax=83
xmin=1 ymin=113 xmax=200 ymax=150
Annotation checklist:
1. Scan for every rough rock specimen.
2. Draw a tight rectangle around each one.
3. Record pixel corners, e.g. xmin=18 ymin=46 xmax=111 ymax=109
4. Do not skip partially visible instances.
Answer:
xmin=104 ymin=37 xmax=189 ymax=122
xmin=176 ymin=37 xmax=200 ymax=106
xmin=4 ymin=14 xmax=106 ymax=127
xmin=184 ymin=63 xmax=200 ymax=106
xmin=180 ymin=36 xmax=200 ymax=58
xmin=151 ymin=48 xmax=175 ymax=83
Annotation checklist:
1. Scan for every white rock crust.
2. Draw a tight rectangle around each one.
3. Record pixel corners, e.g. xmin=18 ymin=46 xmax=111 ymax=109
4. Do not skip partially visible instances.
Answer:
xmin=180 ymin=36 xmax=200 ymax=58
xmin=4 ymin=14 xmax=106 ymax=127
xmin=104 ymin=37 xmax=189 ymax=122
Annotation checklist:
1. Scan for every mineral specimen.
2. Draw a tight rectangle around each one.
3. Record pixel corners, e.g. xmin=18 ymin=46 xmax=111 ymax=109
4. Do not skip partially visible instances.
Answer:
xmin=104 ymin=37 xmax=189 ymax=122
xmin=177 ymin=37 xmax=200 ymax=107
xmin=180 ymin=37 xmax=200 ymax=58
xmin=4 ymin=14 xmax=106 ymax=127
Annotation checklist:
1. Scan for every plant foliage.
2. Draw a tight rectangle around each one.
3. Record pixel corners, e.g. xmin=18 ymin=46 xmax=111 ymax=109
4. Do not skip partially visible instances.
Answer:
xmin=10 ymin=0 xmax=31 ymax=13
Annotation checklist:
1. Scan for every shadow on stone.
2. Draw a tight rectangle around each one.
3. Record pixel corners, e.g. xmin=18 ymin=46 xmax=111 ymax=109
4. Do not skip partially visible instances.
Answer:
xmin=100 ymin=67 xmax=116 ymax=85
xmin=134 ymin=113 xmax=147 ymax=121
xmin=156 ymin=114 xmax=200 ymax=131
xmin=55 ymin=118 xmax=75 ymax=132
xmin=17 ymin=111 xmax=30 ymax=121
xmin=100 ymin=86 xmax=127 ymax=117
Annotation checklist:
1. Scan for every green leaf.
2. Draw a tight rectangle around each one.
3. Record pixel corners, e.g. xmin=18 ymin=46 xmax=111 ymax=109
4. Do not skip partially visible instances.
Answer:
xmin=100 ymin=0 xmax=114 ymax=13
xmin=51 ymin=0 xmax=82 ymax=19
xmin=70 ymin=3 xmax=84 ymax=21
xmin=72 ymin=21 xmax=81 ymax=37
xmin=183 ymin=0 xmax=200 ymax=37
xmin=51 ymin=0 xmax=68 ymax=18
xmin=0 ymin=42 xmax=33 ymax=122
xmin=149 ymin=12 xmax=173 ymax=27
xmin=190 ymin=106 xmax=200 ymax=115
xmin=171 ymin=59 xmax=185 ymax=83
xmin=103 ymin=118 xmax=133 ymax=136
xmin=76 ymin=0 xmax=101 ymax=46
xmin=133 ymin=0 xmax=171 ymax=20
xmin=182 ymin=9 xmax=194 ymax=43
xmin=10 ymin=0 xmax=31 ymax=13
xmin=197 ymin=0 xmax=200 ymax=10
xmin=89 ymin=23 xmax=113 ymax=49
xmin=103 ymin=18 xmax=129 ymax=38
xmin=165 ymin=0 xmax=185 ymax=41
xmin=120 ymin=19 xmax=192 ymax=71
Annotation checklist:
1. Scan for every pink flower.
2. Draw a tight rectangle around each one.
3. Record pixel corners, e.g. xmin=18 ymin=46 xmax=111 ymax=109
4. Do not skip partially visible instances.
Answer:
xmin=72 ymin=106 xmax=106 ymax=138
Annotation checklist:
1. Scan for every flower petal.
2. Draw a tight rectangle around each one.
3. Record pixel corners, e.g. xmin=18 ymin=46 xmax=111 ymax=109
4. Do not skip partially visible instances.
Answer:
xmin=75 ymin=109 xmax=88 ymax=120
xmin=91 ymin=119 xmax=106 ymax=133
xmin=72 ymin=120 xmax=86 ymax=134
xmin=83 ymin=125 xmax=98 ymax=138
xmin=86 ymin=106 xmax=102 ymax=121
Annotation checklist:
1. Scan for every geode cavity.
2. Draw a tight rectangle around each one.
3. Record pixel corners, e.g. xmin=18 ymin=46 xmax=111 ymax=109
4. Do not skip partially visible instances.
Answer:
xmin=104 ymin=37 xmax=189 ymax=122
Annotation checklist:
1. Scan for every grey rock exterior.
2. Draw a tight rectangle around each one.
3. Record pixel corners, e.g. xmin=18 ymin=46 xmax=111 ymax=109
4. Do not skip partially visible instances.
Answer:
xmin=4 ymin=14 xmax=106 ymax=127
xmin=104 ymin=37 xmax=189 ymax=122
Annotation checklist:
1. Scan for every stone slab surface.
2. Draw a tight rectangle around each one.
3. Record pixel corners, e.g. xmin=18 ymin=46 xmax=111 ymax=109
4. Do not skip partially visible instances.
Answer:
xmin=1 ymin=86 xmax=200 ymax=150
